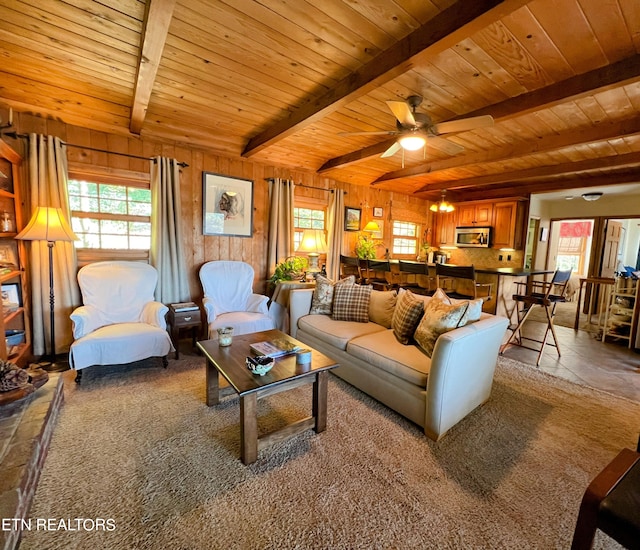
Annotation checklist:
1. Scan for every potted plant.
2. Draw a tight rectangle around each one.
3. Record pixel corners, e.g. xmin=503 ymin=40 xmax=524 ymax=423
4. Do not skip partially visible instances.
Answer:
xmin=355 ymin=234 xmax=383 ymax=259
xmin=269 ymin=256 xmax=309 ymax=283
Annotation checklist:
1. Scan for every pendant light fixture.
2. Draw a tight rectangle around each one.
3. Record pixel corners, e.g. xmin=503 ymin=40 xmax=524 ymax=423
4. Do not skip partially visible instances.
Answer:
xmin=429 ymin=191 xmax=455 ymax=213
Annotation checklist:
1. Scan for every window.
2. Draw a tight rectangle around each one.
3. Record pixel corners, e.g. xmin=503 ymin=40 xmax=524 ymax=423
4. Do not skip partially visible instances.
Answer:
xmin=68 ymin=165 xmax=151 ymax=263
xmin=392 ymin=221 xmax=418 ymax=256
xmin=293 ymin=207 xmax=325 ymax=250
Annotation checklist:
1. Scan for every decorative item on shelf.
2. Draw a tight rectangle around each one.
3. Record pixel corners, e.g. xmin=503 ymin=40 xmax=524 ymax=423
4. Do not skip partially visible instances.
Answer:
xmin=16 ymin=206 xmax=78 ymax=372
xmin=245 ymin=355 xmax=274 ymax=376
xmin=296 ymin=229 xmax=328 ymax=281
xmin=1 ymin=211 xmax=12 ymax=232
xmin=430 ymin=191 xmax=455 ymax=213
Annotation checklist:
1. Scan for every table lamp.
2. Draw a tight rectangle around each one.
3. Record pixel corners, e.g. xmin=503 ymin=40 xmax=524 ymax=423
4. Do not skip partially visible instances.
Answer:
xmin=296 ymin=229 xmax=328 ymax=280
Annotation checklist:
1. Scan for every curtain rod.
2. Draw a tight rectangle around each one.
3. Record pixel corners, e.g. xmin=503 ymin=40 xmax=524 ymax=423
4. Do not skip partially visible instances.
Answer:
xmin=265 ymin=177 xmax=347 ymax=194
xmin=3 ymin=131 xmax=189 ymax=167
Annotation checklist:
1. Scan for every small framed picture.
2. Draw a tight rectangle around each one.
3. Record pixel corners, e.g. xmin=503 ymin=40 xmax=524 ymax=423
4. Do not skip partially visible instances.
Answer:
xmin=0 ymin=243 xmax=17 ymax=268
xmin=1 ymin=283 xmax=21 ymax=307
xmin=344 ymin=207 xmax=361 ymax=231
xmin=373 ymin=207 xmax=383 ymax=218
xmin=540 ymin=227 xmax=549 ymax=242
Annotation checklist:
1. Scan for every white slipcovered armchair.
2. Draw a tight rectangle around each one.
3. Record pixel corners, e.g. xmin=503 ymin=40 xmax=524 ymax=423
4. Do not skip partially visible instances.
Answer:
xmin=199 ymin=261 xmax=275 ymax=339
xmin=69 ymin=261 xmax=174 ymax=383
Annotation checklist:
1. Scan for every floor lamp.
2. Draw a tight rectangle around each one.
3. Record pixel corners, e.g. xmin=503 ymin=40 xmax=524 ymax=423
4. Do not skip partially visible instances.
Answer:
xmin=16 ymin=206 xmax=78 ymax=372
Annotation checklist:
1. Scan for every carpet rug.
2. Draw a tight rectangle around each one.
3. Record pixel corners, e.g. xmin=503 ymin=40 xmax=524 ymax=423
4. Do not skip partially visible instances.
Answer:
xmin=20 ymin=356 xmax=638 ymax=549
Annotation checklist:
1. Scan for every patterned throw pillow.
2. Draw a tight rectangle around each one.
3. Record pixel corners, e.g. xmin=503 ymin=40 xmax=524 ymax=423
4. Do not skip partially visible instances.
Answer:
xmin=332 ymin=284 xmax=373 ymax=323
xmin=391 ymin=289 xmax=425 ymax=344
xmin=310 ymin=275 xmax=355 ymax=315
xmin=431 ymin=288 xmax=483 ymax=327
xmin=414 ymin=295 xmax=469 ymax=357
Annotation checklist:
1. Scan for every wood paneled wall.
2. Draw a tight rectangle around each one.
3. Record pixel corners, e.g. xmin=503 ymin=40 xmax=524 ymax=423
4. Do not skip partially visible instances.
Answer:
xmin=4 ymin=109 xmax=432 ymax=298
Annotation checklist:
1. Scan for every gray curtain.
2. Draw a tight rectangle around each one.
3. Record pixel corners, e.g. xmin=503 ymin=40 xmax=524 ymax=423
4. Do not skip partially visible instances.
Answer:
xmin=27 ymin=134 xmax=80 ymax=355
xmin=150 ymin=157 xmax=189 ymax=303
xmin=326 ymin=189 xmax=345 ymax=280
xmin=266 ymin=178 xmax=295 ymax=276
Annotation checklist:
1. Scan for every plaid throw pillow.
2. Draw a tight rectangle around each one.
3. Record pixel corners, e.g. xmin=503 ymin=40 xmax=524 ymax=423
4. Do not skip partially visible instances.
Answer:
xmin=332 ymin=284 xmax=372 ymax=323
xmin=392 ymin=289 xmax=424 ymax=344
xmin=310 ymin=275 xmax=355 ymax=315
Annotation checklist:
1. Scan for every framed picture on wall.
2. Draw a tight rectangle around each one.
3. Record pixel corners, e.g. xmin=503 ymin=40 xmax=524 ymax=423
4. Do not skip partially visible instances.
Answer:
xmin=1 ymin=283 xmax=21 ymax=307
xmin=202 ymin=172 xmax=254 ymax=237
xmin=373 ymin=207 xmax=383 ymax=218
xmin=344 ymin=207 xmax=361 ymax=231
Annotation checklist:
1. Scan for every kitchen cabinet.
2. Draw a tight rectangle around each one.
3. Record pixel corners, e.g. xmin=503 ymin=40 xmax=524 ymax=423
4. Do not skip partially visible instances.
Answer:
xmin=0 ymin=139 xmax=31 ymax=366
xmin=492 ymin=200 xmax=527 ymax=249
xmin=457 ymin=203 xmax=493 ymax=227
xmin=435 ymin=210 xmax=457 ymax=246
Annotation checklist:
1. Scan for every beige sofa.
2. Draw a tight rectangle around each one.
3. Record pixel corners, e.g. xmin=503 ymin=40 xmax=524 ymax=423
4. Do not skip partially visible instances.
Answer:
xmin=289 ymin=288 xmax=509 ymax=441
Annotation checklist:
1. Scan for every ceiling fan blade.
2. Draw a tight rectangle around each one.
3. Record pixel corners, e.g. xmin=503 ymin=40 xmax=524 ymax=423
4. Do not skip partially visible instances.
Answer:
xmin=427 ymin=136 xmax=465 ymax=156
xmin=433 ymin=115 xmax=494 ymax=134
xmin=386 ymin=101 xmax=416 ymax=127
xmin=380 ymin=142 xmax=401 ymax=158
xmin=338 ymin=130 xmax=398 ymax=136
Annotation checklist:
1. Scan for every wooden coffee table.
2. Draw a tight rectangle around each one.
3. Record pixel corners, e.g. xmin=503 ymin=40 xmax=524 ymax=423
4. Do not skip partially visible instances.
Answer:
xmin=197 ymin=329 xmax=338 ymax=464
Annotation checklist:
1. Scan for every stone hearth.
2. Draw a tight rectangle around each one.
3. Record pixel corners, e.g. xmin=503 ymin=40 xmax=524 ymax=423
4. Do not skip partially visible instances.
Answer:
xmin=0 ymin=374 xmax=64 ymax=550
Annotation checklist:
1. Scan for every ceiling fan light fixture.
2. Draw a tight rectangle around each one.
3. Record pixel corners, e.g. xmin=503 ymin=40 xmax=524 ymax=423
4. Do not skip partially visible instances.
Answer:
xmin=581 ymin=192 xmax=603 ymax=202
xmin=398 ymin=134 xmax=426 ymax=151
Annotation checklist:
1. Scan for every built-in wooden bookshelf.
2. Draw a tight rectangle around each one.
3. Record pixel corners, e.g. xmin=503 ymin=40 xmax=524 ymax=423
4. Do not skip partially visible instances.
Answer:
xmin=0 ymin=138 xmax=31 ymax=366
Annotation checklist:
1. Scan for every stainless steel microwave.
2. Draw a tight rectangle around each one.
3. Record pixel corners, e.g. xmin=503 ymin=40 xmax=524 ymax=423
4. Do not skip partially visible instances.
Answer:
xmin=455 ymin=226 xmax=491 ymax=248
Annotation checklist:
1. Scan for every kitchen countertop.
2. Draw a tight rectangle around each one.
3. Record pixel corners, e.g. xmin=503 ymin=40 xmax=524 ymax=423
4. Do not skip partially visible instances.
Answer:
xmin=472 ymin=267 xmax=555 ymax=277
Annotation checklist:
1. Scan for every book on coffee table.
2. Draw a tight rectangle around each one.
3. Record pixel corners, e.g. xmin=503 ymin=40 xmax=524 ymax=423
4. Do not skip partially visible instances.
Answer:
xmin=249 ymin=337 xmax=301 ymax=358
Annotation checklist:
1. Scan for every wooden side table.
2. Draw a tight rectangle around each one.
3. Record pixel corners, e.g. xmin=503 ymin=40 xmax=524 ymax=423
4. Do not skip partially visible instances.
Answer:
xmin=167 ymin=304 xmax=202 ymax=359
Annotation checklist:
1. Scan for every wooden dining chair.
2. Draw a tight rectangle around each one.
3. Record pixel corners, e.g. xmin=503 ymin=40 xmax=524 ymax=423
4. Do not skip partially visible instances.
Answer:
xmin=435 ymin=264 xmax=493 ymax=302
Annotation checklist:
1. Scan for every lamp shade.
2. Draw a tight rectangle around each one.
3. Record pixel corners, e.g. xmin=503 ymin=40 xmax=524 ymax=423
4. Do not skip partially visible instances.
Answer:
xmin=363 ymin=221 xmax=380 ymax=232
xmin=296 ymin=229 xmax=328 ymax=254
xmin=16 ymin=206 xmax=78 ymax=242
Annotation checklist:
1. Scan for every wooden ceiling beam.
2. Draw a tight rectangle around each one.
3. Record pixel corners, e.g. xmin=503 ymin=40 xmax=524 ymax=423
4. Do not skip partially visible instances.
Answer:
xmin=453 ymin=173 xmax=640 ymax=202
xmin=242 ymin=0 xmax=530 ymax=158
xmin=130 ymin=0 xmax=177 ymax=135
xmin=379 ymin=116 xmax=640 ymax=187
xmin=326 ymin=54 xmax=640 ymax=175
xmin=414 ymin=151 xmax=640 ymax=197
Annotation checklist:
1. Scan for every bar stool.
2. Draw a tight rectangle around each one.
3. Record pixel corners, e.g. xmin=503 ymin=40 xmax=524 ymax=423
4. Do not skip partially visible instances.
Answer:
xmin=398 ymin=260 xmax=434 ymax=295
xmin=571 ymin=434 xmax=640 ymax=550
xmin=500 ymin=269 xmax=572 ymax=366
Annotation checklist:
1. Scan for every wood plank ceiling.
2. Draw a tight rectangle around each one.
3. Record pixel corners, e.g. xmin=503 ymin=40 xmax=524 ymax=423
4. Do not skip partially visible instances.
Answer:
xmin=1 ymin=0 xmax=639 ymax=202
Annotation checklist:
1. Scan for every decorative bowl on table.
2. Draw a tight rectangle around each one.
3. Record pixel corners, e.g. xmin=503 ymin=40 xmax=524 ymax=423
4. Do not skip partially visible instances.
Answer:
xmin=246 ymin=356 xmax=275 ymax=376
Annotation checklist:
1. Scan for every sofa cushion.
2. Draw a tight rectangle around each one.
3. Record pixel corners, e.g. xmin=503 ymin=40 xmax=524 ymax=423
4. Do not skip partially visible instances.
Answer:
xmin=310 ymin=274 xmax=355 ymax=315
xmin=297 ymin=313 xmax=385 ymax=351
xmin=332 ymin=283 xmax=372 ymax=322
xmin=392 ymin=289 xmax=424 ymax=344
xmin=431 ymin=288 xmax=483 ymax=327
xmin=347 ymin=329 xmax=431 ymax=387
xmin=414 ymin=295 xmax=469 ymax=357
xmin=368 ymin=290 xmax=397 ymax=328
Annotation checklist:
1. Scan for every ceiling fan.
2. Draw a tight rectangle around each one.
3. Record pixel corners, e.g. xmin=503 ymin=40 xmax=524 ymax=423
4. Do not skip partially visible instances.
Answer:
xmin=340 ymin=95 xmax=494 ymax=159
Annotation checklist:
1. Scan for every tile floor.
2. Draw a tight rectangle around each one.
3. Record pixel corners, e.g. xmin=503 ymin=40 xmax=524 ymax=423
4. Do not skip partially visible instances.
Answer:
xmin=500 ymin=320 xmax=640 ymax=402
